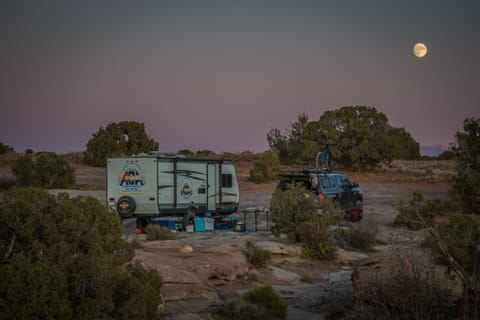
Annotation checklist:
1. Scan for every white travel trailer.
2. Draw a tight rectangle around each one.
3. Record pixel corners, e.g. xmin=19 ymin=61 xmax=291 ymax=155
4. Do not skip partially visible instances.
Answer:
xmin=107 ymin=153 xmax=240 ymax=230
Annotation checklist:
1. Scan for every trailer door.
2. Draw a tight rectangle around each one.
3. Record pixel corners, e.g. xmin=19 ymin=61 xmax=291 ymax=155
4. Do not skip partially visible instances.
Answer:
xmin=207 ymin=163 xmax=217 ymax=210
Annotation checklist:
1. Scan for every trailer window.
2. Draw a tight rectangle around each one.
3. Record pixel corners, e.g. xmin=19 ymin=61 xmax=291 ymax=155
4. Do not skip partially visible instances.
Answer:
xmin=222 ymin=174 xmax=233 ymax=188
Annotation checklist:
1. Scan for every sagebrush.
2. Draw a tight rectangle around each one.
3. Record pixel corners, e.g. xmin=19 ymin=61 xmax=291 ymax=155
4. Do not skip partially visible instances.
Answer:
xmin=223 ymin=285 xmax=287 ymax=320
xmin=244 ymin=239 xmax=271 ymax=268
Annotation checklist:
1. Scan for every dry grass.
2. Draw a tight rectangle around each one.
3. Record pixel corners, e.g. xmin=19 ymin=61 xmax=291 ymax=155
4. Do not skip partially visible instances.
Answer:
xmin=380 ymin=160 xmax=456 ymax=183
xmin=330 ymin=250 xmax=457 ymax=320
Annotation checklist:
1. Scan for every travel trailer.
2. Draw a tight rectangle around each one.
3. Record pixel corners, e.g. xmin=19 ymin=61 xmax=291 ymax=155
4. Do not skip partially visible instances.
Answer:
xmin=107 ymin=153 xmax=240 ymax=230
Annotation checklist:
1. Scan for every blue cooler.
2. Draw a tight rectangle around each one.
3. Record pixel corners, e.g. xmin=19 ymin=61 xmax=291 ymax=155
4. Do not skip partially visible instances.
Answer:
xmin=194 ymin=217 xmax=205 ymax=232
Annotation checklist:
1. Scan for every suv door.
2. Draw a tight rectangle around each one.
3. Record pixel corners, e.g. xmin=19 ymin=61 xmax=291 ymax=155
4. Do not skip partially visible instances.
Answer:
xmin=335 ymin=175 xmax=356 ymax=210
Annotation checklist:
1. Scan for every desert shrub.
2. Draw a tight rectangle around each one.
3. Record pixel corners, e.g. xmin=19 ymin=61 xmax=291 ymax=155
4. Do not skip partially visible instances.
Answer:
xmin=348 ymin=251 xmax=453 ymax=320
xmin=112 ymin=260 xmax=163 ymax=319
xmin=334 ymin=221 xmax=378 ymax=251
xmin=223 ymin=298 xmax=264 ymax=320
xmin=248 ymin=152 xmax=282 ymax=183
xmin=298 ymin=218 xmax=336 ymax=260
xmin=0 ymin=172 xmax=16 ymax=190
xmin=381 ymin=159 xmax=456 ymax=183
xmin=0 ymin=142 xmax=14 ymax=154
xmin=12 ymin=152 xmax=75 ymax=188
xmin=393 ymin=191 xmax=456 ymax=230
xmin=223 ymin=285 xmax=287 ymax=320
xmin=270 ymin=183 xmax=317 ymax=241
xmin=176 ymin=149 xmax=195 ymax=156
xmin=300 ymin=273 xmax=314 ymax=283
xmin=145 ymin=225 xmax=176 ymax=241
xmin=0 ymin=188 xmax=163 ymax=319
xmin=437 ymin=150 xmax=455 ymax=160
xmin=244 ymin=239 xmax=271 ymax=268
xmin=84 ymin=121 xmax=159 ymax=167
xmin=232 ymin=150 xmax=259 ymax=162
xmin=432 ymin=213 xmax=480 ymax=274
xmin=62 ymin=151 xmax=84 ymax=164
xmin=451 ymin=118 xmax=480 ymax=213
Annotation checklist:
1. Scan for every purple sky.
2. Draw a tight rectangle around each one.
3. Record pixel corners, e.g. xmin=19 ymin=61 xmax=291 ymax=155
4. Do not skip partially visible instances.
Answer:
xmin=1 ymin=0 xmax=479 ymax=155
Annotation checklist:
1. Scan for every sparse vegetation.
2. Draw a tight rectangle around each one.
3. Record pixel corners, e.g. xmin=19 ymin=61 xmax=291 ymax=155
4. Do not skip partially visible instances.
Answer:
xmin=334 ymin=221 xmax=378 ymax=251
xmin=298 ymin=218 xmax=336 ymax=260
xmin=0 ymin=142 xmax=14 ymax=154
xmin=244 ymin=239 xmax=271 ymax=268
xmin=270 ymin=183 xmax=317 ymax=241
xmin=394 ymin=191 xmax=456 ymax=230
xmin=145 ymin=225 xmax=176 ymax=241
xmin=248 ymin=152 xmax=282 ymax=183
xmin=344 ymin=251 xmax=454 ymax=320
xmin=222 ymin=285 xmax=288 ymax=320
xmin=433 ymin=213 xmax=480 ymax=274
xmin=381 ymin=159 xmax=456 ymax=183
xmin=12 ymin=152 xmax=75 ymax=188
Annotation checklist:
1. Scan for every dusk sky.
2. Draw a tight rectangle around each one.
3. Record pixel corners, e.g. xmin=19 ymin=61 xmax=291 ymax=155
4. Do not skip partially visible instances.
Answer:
xmin=1 ymin=0 xmax=479 ymax=155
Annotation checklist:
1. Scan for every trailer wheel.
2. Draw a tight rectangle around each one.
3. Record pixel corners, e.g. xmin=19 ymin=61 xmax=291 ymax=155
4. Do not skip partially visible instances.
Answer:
xmin=117 ymin=196 xmax=136 ymax=218
xmin=184 ymin=208 xmax=196 ymax=225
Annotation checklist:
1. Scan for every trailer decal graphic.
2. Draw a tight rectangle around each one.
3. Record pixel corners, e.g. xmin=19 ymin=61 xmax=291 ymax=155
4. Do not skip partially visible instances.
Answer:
xmin=119 ymin=163 xmax=145 ymax=192
xmin=162 ymin=170 xmax=205 ymax=182
xmin=180 ymin=178 xmax=193 ymax=199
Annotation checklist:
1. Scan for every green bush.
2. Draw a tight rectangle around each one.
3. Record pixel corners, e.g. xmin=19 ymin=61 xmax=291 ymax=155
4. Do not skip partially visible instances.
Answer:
xmin=145 ymin=224 xmax=175 ymax=241
xmin=298 ymin=217 xmax=336 ymax=260
xmin=451 ymin=118 xmax=480 ymax=213
xmin=433 ymin=213 xmax=480 ymax=274
xmin=347 ymin=252 xmax=453 ymax=320
xmin=83 ymin=121 xmax=159 ymax=167
xmin=0 ymin=142 xmax=14 ymax=154
xmin=270 ymin=183 xmax=317 ymax=241
xmin=0 ymin=188 xmax=163 ymax=319
xmin=393 ymin=191 xmax=455 ymax=230
xmin=335 ymin=221 xmax=378 ymax=251
xmin=244 ymin=239 xmax=271 ymax=268
xmin=223 ymin=285 xmax=287 ymax=320
xmin=12 ymin=152 xmax=75 ymax=188
xmin=248 ymin=152 xmax=282 ymax=183
xmin=268 ymin=107 xmax=420 ymax=170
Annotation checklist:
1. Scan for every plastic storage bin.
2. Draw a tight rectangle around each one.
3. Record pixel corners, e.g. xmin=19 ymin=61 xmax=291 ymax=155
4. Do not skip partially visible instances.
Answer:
xmin=156 ymin=220 xmax=176 ymax=230
xmin=204 ymin=218 xmax=214 ymax=231
xmin=194 ymin=217 xmax=205 ymax=232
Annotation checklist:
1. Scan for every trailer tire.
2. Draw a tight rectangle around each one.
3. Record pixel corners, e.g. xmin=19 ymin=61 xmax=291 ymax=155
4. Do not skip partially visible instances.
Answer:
xmin=117 ymin=196 xmax=136 ymax=218
xmin=184 ymin=208 xmax=196 ymax=225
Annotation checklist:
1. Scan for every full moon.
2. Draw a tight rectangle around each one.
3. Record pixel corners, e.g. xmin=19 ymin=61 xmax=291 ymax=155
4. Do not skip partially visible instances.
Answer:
xmin=413 ymin=42 xmax=428 ymax=58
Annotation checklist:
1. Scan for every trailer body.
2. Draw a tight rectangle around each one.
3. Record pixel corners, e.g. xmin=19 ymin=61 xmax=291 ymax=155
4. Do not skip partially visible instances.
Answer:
xmin=107 ymin=154 xmax=239 ymax=221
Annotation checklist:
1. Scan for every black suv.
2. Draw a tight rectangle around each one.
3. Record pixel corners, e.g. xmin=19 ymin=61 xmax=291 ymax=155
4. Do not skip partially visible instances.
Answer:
xmin=277 ymin=169 xmax=363 ymax=221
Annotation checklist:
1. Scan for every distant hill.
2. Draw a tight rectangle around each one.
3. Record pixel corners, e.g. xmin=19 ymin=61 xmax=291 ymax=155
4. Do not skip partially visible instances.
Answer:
xmin=420 ymin=144 xmax=447 ymax=157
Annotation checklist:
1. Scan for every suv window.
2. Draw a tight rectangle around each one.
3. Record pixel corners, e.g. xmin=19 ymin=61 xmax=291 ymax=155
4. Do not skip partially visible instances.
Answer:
xmin=328 ymin=176 xmax=337 ymax=187
xmin=319 ymin=177 xmax=331 ymax=188
xmin=335 ymin=175 xmax=352 ymax=190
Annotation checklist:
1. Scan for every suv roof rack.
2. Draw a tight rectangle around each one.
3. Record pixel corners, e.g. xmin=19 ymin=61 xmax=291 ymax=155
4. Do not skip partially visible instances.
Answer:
xmin=301 ymin=168 xmax=331 ymax=174
xmin=279 ymin=167 xmax=332 ymax=179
